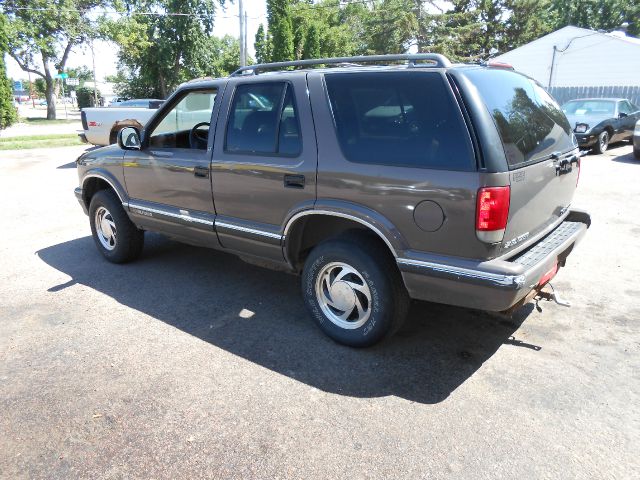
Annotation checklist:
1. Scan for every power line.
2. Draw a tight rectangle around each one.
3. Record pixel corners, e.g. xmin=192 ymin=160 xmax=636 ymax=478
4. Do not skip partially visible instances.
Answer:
xmin=4 ymin=6 xmax=263 ymax=20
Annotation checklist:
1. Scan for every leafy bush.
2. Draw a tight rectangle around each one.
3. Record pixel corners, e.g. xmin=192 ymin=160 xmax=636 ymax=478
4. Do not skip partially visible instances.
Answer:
xmin=0 ymin=14 xmax=18 ymax=129
xmin=76 ymin=86 xmax=102 ymax=109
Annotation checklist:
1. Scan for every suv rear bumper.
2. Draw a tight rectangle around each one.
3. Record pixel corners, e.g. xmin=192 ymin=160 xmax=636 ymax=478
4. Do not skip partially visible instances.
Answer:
xmin=397 ymin=210 xmax=590 ymax=312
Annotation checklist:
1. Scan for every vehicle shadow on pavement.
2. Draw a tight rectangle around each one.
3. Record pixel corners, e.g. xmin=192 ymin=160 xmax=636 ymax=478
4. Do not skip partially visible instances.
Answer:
xmin=37 ymin=234 xmax=537 ymax=404
xmin=610 ymin=150 xmax=638 ymax=164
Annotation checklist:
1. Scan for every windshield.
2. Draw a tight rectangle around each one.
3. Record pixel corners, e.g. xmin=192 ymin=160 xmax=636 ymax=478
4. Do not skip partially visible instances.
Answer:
xmin=562 ymin=100 xmax=615 ymax=116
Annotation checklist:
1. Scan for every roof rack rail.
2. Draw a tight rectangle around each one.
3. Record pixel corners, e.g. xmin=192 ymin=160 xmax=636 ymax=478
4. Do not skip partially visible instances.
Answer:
xmin=230 ymin=53 xmax=452 ymax=76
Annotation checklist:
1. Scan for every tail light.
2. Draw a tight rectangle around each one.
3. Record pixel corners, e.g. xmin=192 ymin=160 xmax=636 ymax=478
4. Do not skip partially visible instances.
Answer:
xmin=487 ymin=60 xmax=514 ymax=70
xmin=476 ymin=186 xmax=510 ymax=243
xmin=81 ymin=110 xmax=88 ymax=130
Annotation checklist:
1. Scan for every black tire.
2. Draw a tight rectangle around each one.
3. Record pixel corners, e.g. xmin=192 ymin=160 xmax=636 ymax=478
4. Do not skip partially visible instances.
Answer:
xmin=634 ymin=148 xmax=640 ymax=160
xmin=89 ymin=189 xmax=144 ymax=263
xmin=301 ymin=233 xmax=409 ymax=347
xmin=594 ymin=130 xmax=610 ymax=154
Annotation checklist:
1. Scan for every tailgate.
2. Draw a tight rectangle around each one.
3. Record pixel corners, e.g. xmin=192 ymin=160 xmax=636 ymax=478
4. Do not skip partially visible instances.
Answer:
xmin=504 ymin=150 xmax=578 ymax=253
xmin=459 ymin=67 xmax=579 ymax=254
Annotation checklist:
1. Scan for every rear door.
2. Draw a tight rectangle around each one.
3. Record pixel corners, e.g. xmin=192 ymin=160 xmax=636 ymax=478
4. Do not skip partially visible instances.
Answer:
xmin=310 ymin=70 xmax=482 ymax=259
xmin=460 ymin=68 xmax=579 ymax=255
xmin=210 ymin=75 xmax=317 ymax=261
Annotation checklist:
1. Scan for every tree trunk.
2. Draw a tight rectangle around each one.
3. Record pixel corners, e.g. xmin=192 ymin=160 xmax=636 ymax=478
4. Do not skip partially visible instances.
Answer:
xmin=158 ymin=70 xmax=167 ymax=99
xmin=42 ymin=55 xmax=56 ymax=120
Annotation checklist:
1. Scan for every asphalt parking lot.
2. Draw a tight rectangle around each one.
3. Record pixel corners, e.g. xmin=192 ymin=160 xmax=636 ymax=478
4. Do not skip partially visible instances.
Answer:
xmin=1 ymin=144 xmax=639 ymax=479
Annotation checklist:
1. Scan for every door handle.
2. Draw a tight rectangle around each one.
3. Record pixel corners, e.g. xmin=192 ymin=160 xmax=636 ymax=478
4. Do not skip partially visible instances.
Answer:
xmin=194 ymin=166 xmax=209 ymax=178
xmin=284 ymin=174 xmax=305 ymax=189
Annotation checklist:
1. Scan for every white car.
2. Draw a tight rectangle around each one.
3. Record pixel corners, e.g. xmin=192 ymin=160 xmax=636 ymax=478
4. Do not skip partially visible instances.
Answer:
xmin=79 ymin=100 xmax=164 ymax=146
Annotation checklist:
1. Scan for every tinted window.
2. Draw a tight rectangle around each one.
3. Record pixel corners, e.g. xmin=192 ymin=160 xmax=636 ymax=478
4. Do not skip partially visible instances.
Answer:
xmin=325 ymin=72 xmax=474 ymax=170
xmin=226 ymin=83 xmax=301 ymax=155
xmin=619 ymin=101 xmax=632 ymax=115
xmin=464 ymin=69 xmax=575 ymax=168
xmin=116 ymin=100 xmax=148 ymax=108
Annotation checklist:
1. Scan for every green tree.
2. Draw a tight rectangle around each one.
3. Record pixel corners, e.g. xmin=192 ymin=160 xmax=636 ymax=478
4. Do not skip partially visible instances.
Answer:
xmin=550 ymin=0 xmax=639 ymax=36
xmin=101 ymin=0 xmax=221 ymax=98
xmin=254 ymin=23 xmax=272 ymax=63
xmin=267 ymin=0 xmax=294 ymax=62
xmin=3 ymin=0 xmax=106 ymax=119
xmin=0 ymin=14 xmax=18 ymax=129
xmin=207 ymin=35 xmax=252 ymax=77
xmin=302 ymin=23 xmax=321 ymax=59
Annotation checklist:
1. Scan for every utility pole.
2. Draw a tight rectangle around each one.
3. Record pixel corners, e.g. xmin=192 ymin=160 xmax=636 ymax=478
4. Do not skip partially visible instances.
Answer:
xmin=239 ymin=0 xmax=246 ymax=66
xmin=91 ymin=39 xmax=98 ymax=106
xmin=60 ymin=76 xmax=68 ymax=120
xmin=27 ymin=70 xmax=35 ymax=108
xmin=244 ymin=11 xmax=248 ymax=64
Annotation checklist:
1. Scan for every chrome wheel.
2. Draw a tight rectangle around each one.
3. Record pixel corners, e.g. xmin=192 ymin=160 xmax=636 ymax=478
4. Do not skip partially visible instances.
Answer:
xmin=94 ymin=206 xmax=117 ymax=251
xmin=599 ymin=131 xmax=609 ymax=152
xmin=315 ymin=262 xmax=372 ymax=329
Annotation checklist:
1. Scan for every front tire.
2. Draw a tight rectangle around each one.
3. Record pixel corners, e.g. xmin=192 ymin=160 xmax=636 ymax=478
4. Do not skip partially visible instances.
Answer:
xmin=301 ymin=234 xmax=409 ymax=347
xmin=594 ymin=130 xmax=610 ymax=154
xmin=89 ymin=189 xmax=144 ymax=263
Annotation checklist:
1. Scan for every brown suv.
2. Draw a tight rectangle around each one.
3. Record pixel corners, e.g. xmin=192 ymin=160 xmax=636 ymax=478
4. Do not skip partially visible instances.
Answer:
xmin=74 ymin=54 xmax=590 ymax=347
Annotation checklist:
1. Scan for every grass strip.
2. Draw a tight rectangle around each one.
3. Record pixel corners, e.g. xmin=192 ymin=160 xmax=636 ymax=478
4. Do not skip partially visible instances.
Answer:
xmin=0 ymin=134 xmax=83 ymax=150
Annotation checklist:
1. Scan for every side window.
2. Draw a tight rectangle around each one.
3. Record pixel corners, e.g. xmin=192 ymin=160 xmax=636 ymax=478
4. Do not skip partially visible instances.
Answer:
xmin=620 ymin=101 xmax=634 ymax=115
xmin=225 ymin=82 xmax=301 ymax=156
xmin=149 ymin=89 xmax=217 ymax=149
xmin=324 ymin=72 xmax=474 ymax=170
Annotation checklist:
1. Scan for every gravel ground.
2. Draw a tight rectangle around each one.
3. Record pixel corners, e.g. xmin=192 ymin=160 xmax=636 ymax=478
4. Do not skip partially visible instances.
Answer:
xmin=1 ymin=144 xmax=638 ymax=479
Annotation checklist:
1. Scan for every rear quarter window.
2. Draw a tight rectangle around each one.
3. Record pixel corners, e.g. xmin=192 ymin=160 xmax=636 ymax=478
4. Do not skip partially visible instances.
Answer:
xmin=462 ymin=69 xmax=575 ymax=168
xmin=324 ymin=72 xmax=475 ymax=170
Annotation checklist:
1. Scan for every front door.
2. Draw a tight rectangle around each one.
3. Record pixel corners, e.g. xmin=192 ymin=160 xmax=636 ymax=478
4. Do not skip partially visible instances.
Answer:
xmin=210 ymin=76 xmax=317 ymax=260
xmin=123 ymin=86 xmax=221 ymax=246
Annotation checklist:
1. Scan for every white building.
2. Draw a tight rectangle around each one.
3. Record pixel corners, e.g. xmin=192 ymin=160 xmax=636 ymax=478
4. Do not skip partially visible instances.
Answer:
xmin=494 ymin=25 xmax=640 ymax=104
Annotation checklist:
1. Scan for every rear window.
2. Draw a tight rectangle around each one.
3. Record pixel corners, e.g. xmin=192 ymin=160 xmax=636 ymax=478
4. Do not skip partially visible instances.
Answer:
xmin=463 ymin=69 xmax=575 ymax=168
xmin=324 ymin=72 xmax=475 ymax=170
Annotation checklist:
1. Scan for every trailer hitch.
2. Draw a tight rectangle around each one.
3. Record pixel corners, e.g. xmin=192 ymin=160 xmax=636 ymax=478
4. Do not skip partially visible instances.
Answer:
xmin=534 ymin=283 xmax=571 ymax=312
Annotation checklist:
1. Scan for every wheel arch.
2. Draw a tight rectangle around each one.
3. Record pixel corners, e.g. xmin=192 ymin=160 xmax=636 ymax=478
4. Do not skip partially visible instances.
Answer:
xmin=283 ymin=209 xmax=403 ymax=272
xmin=81 ymin=172 xmax=128 ymax=210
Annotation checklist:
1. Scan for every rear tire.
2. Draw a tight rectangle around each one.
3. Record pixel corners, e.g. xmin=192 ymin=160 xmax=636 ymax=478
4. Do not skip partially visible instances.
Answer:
xmin=301 ymin=234 xmax=409 ymax=347
xmin=594 ymin=130 xmax=609 ymax=154
xmin=89 ymin=189 xmax=144 ymax=263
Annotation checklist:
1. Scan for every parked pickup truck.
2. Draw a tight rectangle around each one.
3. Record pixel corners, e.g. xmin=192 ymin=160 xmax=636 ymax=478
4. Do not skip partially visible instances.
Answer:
xmin=74 ymin=54 xmax=590 ymax=347
xmin=79 ymin=99 xmax=163 ymax=146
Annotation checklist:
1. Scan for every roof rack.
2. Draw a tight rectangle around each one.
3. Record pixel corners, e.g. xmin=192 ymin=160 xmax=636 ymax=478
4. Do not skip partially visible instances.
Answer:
xmin=230 ymin=53 xmax=452 ymax=76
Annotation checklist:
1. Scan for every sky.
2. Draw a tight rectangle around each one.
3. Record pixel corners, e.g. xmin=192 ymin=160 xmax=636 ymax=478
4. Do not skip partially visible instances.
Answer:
xmin=5 ymin=0 xmax=269 ymax=83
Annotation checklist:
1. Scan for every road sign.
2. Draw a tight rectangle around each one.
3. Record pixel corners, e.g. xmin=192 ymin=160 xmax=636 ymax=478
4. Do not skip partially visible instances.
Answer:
xmin=13 ymin=80 xmax=23 ymax=91
xmin=55 ymin=73 xmax=69 ymax=79
xmin=66 ymin=78 xmax=79 ymax=86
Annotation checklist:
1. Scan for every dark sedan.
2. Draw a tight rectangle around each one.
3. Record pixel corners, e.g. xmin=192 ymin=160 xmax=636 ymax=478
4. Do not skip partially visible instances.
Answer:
xmin=562 ymin=98 xmax=640 ymax=154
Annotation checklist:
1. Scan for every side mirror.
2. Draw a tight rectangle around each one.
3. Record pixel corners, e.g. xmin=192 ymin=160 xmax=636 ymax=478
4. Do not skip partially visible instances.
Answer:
xmin=118 ymin=126 xmax=141 ymax=150
xmin=619 ymin=112 xmax=628 ymax=118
